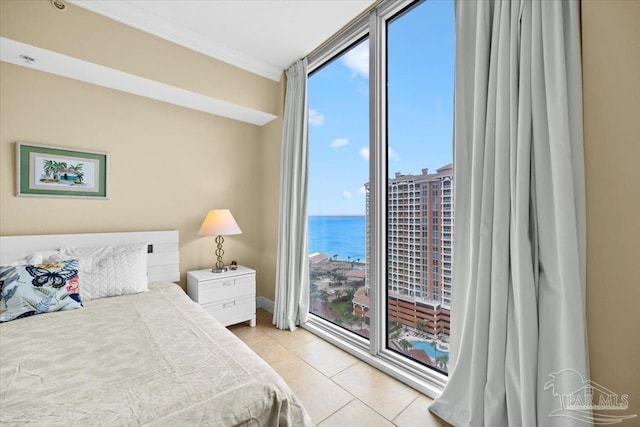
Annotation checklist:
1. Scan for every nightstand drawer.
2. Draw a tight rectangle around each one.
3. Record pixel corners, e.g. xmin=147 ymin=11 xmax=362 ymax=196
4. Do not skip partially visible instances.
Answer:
xmin=197 ymin=275 xmax=254 ymax=304
xmin=202 ymin=295 xmax=255 ymax=327
xmin=187 ymin=266 xmax=256 ymax=328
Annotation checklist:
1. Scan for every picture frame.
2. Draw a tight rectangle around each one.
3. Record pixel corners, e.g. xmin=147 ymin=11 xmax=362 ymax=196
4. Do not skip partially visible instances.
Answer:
xmin=16 ymin=142 xmax=109 ymax=199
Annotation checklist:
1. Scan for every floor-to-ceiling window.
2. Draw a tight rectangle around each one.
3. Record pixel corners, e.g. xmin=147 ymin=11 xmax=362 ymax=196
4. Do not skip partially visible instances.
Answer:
xmin=385 ymin=0 xmax=454 ymax=374
xmin=307 ymin=0 xmax=454 ymax=392
xmin=308 ymin=37 xmax=370 ymax=341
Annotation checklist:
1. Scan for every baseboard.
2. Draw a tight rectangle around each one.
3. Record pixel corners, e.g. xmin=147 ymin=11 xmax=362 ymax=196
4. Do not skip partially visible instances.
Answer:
xmin=256 ymin=296 xmax=274 ymax=313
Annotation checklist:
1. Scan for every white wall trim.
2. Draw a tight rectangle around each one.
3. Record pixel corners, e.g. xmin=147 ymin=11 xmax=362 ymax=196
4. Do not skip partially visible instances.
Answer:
xmin=256 ymin=296 xmax=274 ymax=314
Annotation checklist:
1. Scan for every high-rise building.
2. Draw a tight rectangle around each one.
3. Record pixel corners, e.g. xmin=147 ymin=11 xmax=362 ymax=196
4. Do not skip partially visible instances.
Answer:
xmin=357 ymin=164 xmax=453 ymax=339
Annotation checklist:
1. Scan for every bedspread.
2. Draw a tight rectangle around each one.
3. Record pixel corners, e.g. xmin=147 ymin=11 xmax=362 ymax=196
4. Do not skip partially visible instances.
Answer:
xmin=0 ymin=282 xmax=312 ymax=426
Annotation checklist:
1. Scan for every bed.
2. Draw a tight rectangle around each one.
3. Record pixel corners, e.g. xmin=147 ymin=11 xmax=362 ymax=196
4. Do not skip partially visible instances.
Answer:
xmin=0 ymin=230 xmax=312 ymax=426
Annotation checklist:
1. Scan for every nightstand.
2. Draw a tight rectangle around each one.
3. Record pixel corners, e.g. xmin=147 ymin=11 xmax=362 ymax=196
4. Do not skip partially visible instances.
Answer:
xmin=187 ymin=266 xmax=256 ymax=327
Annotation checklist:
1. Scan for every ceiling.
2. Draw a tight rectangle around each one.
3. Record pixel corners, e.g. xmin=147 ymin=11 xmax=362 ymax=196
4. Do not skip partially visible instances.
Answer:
xmin=1 ymin=0 xmax=375 ymax=125
xmin=68 ymin=0 xmax=376 ymax=81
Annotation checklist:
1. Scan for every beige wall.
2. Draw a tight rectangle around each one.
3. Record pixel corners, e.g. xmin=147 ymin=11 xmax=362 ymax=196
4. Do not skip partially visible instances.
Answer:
xmin=582 ymin=0 xmax=640 ymax=421
xmin=0 ymin=0 xmax=284 ymax=293
xmin=2 ymin=1 xmax=639 ymax=413
xmin=0 ymin=0 xmax=279 ymax=116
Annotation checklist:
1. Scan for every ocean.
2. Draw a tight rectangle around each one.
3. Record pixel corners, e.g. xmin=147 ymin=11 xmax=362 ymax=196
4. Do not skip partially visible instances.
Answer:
xmin=308 ymin=216 xmax=366 ymax=261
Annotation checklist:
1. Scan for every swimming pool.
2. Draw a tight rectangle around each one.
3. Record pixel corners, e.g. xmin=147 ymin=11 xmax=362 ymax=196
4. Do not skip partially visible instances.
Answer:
xmin=412 ymin=341 xmax=450 ymax=360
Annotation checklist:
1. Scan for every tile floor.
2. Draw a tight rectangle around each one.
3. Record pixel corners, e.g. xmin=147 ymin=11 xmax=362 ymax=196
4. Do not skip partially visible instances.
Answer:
xmin=229 ymin=309 xmax=451 ymax=427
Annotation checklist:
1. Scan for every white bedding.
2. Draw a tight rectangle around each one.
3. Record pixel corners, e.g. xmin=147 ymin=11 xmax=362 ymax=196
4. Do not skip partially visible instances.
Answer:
xmin=0 ymin=282 xmax=312 ymax=426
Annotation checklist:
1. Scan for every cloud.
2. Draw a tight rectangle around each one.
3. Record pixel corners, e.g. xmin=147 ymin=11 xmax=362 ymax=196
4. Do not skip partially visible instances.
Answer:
xmin=358 ymin=186 xmax=367 ymax=196
xmin=343 ymin=190 xmax=353 ymax=199
xmin=309 ymin=109 xmax=325 ymax=127
xmin=330 ymin=138 xmax=349 ymax=149
xmin=359 ymin=147 xmax=369 ymax=160
xmin=342 ymin=41 xmax=369 ymax=79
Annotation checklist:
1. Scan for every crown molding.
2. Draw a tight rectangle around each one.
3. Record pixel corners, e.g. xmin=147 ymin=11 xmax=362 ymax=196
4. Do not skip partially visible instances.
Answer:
xmin=67 ymin=0 xmax=283 ymax=82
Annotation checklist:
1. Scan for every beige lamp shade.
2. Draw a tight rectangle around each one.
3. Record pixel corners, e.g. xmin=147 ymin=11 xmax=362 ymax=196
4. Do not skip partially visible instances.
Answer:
xmin=198 ymin=209 xmax=242 ymax=237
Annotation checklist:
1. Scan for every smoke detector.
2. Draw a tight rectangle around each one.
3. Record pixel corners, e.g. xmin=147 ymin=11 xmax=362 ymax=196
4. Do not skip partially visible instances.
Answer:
xmin=51 ymin=0 xmax=67 ymax=11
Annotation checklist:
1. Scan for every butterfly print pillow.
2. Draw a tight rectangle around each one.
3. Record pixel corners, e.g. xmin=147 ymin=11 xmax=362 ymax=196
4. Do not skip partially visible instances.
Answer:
xmin=0 ymin=259 xmax=83 ymax=322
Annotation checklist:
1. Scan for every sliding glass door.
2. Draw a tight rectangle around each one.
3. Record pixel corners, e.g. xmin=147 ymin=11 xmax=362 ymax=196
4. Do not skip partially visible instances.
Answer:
xmin=307 ymin=0 xmax=454 ymax=389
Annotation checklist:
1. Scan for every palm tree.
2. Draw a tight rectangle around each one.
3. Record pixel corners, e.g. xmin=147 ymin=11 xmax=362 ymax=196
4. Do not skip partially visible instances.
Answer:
xmin=52 ymin=161 xmax=67 ymax=180
xmin=43 ymin=160 xmax=56 ymax=179
xmin=441 ymin=354 xmax=449 ymax=370
xmin=68 ymin=163 xmax=84 ymax=183
xmin=416 ymin=318 xmax=429 ymax=333
xmin=430 ymin=340 xmax=439 ymax=364
xmin=390 ymin=327 xmax=401 ymax=342
xmin=437 ymin=321 xmax=445 ymax=338
xmin=398 ymin=338 xmax=413 ymax=354
xmin=439 ymin=354 xmax=450 ymax=369
xmin=345 ymin=288 xmax=355 ymax=303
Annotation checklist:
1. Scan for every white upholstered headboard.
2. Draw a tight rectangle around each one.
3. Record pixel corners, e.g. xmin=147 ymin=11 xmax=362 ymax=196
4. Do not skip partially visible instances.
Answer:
xmin=0 ymin=230 xmax=180 ymax=283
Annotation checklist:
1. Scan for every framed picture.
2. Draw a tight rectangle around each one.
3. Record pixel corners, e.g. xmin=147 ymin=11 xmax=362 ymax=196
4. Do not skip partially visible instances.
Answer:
xmin=16 ymin=142 xmax=109 ymax=199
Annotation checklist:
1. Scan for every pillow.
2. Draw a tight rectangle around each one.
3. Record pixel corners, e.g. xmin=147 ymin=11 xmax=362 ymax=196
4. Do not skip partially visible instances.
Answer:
xmin=0 ymin=259 xmax=83 ymax=323
xmin=8 ymin=250 xmax=59 ymax=266
xmin=55 ymin=243 xmax=148 ymax=300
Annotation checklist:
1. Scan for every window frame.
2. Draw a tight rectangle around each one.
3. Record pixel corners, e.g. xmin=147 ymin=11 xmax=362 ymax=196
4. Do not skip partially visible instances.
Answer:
xmin=303 ymin=0 xmax=448 ymax=397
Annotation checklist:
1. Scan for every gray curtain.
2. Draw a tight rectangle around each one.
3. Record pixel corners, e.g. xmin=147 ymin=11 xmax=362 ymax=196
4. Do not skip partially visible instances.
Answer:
xmin=429 ymin=1 xmax=590 ymax=426
xmin=273 ymin=58 xmax=310 ymax=331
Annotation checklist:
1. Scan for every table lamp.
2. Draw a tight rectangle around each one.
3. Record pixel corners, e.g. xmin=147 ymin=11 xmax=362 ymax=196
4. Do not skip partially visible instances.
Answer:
xmin=198 ymin=209 xmax=242 ymax=273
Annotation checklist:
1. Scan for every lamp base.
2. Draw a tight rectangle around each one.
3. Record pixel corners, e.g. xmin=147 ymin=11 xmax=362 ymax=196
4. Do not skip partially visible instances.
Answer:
xmin=212 ymin=235 xmax=227 ymax=273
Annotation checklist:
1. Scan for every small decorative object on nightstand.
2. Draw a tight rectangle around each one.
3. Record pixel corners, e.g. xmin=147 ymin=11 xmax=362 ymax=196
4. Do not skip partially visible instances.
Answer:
xmin=229 ymin=260 xmax=238 ymax=270
xmin=187 ymin=265 xmax=256 ymax=327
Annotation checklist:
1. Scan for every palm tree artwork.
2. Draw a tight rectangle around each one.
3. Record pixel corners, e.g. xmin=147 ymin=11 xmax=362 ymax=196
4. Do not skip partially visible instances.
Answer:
xmin=68 ymin=164 xmax=84 ymax=184
xmin=40 ymin=160 xmax=84 ymax=185
xmin=42 ymin=160 xmax=57 ymax=180
xmin=53 ymin=161 xmax=67 ymax=180
xmin=40 ymin=160 xmax=67 ymax=182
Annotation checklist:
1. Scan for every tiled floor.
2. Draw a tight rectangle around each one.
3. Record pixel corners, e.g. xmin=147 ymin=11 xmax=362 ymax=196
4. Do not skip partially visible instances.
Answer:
xmin=229 ymin=309 xmax=451 ymax=427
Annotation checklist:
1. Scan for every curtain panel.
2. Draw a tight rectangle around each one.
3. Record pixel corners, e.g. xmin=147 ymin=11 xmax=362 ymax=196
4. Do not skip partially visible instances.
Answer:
xmin=273 ymin=58 xmax=310 ymax=331
xmin=429 ymin=1 xmax=590 ymax=426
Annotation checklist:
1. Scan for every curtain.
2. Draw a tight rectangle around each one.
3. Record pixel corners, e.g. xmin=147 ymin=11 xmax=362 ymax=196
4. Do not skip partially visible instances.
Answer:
xmin=273 ymin=58 xmax=310 ymax=331
xmin=429 ymin=1 xmax=590 ymax=426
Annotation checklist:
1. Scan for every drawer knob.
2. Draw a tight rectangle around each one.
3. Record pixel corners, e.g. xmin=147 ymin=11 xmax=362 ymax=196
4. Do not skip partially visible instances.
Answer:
xmin=223 ymin=280 xmax=234 ymax=287
xmin=223 ymin=301 xmax=235 ymax=308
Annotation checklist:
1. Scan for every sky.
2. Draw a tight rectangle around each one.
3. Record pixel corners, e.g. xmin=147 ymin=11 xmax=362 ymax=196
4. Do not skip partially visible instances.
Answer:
xmin=308 ymin=0 xmax=455 ymax=216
